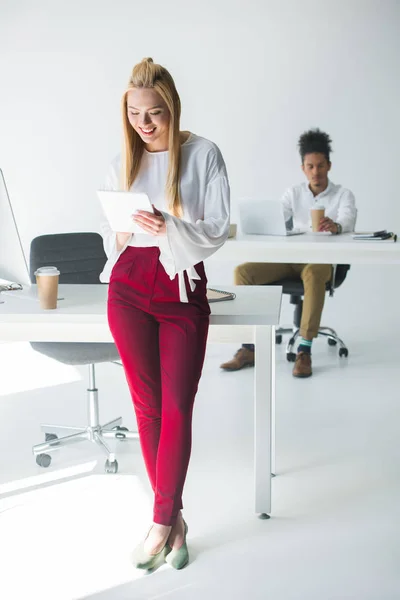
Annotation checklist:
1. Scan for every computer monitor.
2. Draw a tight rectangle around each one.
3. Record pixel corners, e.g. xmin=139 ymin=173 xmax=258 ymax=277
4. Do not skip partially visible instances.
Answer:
xmin=0 ymin=169 xmax=31 ymax=286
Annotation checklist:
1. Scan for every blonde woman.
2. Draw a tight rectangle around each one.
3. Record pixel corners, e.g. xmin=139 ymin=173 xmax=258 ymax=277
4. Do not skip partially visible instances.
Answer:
xmin=100 ymin=58 xmax=230 ymax=570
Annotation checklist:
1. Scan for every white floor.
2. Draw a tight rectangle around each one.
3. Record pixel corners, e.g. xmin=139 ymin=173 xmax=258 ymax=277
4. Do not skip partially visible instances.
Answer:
xmin=1 ymin=287 xmax=400 ymax=599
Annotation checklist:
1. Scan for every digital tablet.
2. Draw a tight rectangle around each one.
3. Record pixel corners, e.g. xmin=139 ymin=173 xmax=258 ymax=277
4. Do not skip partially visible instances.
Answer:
xmin=97 ymin=190 xmax=154 ymax=234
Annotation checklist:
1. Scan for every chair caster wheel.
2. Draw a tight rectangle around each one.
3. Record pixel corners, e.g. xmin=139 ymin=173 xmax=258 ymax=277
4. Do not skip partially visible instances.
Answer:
xmin=36 ymin=453 xmax=52 ymax=468
xmin=275 ymin=335 xmax=282 ymax=345
xmin=287 ymin=352 xmax=296 ymax=362
xmin=113 ymin=426 xmax=128 ymax=440
xmin=105 ymin=459 xmax=118 ymax=474
xmin=328 ymin=338 xmax=337 ymax=346
xmin=339 ymin=348 xmax=349 ymax=358
xmin=45 ymin=433 xmax=59 ymax=443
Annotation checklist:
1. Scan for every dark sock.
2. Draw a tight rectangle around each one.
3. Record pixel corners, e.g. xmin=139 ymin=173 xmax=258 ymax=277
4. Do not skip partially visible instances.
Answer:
xmin=297 ymin=338 xmax=312 ymax=354
xmin=242 ymin=344 xmax=255 ymax=352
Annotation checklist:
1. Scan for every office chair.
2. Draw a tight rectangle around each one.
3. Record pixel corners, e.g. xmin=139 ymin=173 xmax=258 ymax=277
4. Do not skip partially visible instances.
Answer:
xmin=273 ymin=264 xmax=350 ymax=361
xmin=30 ymin=232 xmax=138 ymax=474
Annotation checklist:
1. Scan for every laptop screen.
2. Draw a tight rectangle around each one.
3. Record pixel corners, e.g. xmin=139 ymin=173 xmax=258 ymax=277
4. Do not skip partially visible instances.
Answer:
xmin=0 ymin=169 xmax=31 ymax=286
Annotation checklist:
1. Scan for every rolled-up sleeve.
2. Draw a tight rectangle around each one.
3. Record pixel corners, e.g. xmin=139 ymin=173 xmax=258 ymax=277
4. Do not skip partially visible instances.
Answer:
xmin=337 ymin=190 xmax=357 ymax=232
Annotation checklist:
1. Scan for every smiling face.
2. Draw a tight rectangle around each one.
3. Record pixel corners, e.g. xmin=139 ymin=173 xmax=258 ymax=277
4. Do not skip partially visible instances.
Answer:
xmin=126 ymin=87 xmax=170 ymax=152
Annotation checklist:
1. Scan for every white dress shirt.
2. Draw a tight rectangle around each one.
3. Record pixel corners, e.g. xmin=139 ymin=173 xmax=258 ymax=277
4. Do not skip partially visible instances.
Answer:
xmin=281 ymin=180 xmax=357 ymax=232
xmin=99 ymin=133 xmax=230 ymax=302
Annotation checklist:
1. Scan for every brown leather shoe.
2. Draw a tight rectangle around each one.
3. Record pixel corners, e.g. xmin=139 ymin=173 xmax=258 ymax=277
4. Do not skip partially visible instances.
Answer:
xmin=292 ymin=352 xmax=312 ymax=378
xmin=220 ymin=347 xmax=255 ymax=371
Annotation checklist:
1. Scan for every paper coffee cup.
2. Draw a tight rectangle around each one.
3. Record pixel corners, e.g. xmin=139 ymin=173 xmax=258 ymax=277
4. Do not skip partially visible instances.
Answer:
xmin=34 ymin=266 xmax=60 ymax=309
xmin=311 ymin=204 xmax=325 ymax=232
xmin=228 ymin=223 xmax=237 ymax=239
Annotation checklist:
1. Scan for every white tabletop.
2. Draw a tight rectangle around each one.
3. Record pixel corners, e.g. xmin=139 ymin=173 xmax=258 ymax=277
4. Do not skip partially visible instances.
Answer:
xmin=216 ymin=233 xmax=400 ymax=264
xmin=0 ymin=284 xmax=282 ymax=343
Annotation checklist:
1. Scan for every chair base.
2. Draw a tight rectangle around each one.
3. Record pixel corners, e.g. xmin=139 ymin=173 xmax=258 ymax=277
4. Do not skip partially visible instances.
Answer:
xmin=32 ymin=370 xmax=138 ymax=473
xmin=276 ymin=325 xmax=349 ymax=361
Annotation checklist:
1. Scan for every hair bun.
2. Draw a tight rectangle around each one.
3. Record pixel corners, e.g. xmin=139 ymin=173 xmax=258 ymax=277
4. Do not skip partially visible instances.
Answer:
xmin=142 ymin=57 xmax=154 ymax=64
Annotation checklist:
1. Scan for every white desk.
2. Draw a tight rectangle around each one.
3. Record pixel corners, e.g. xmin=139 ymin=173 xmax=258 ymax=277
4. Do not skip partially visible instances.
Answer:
xmin=0 ymin=284 xmax=282 ymax=517
xmin=217 ymin=233 xmax=400 ymax=264
xmin=214 ymin=232 xmax=400 ymax=479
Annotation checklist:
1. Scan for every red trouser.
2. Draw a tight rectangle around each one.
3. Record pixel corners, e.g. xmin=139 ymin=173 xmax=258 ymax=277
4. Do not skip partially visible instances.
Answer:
xmin=107 ymin=247 xmax=210 ymax=526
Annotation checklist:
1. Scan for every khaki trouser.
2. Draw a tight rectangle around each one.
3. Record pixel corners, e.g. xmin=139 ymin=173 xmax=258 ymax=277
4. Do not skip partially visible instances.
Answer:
xmin=234 ymin=263 xmax=333 ymax=340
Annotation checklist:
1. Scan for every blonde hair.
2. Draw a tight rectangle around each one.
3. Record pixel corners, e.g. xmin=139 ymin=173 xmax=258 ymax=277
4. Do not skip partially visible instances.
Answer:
xmin=121 ymin=57 xmax=183 ymax=217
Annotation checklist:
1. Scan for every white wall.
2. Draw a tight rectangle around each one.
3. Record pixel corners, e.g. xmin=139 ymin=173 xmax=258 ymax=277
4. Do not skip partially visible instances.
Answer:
xmin=1 ymin=0 xmax=400 ymax=294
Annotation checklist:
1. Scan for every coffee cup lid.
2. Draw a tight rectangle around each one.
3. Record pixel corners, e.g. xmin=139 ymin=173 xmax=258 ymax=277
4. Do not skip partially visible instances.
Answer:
xmin=34 ymin=266 xmax=60 ymax=276
xmin=312 ymin=204 xmax=325 ymax=210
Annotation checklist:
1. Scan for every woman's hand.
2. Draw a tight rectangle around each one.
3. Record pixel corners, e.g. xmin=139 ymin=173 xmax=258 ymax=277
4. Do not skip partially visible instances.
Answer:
xmin=319 ymin=217 xmax=338 ymax=234
xmin=133 ymin=205 xmax=166 ymax=236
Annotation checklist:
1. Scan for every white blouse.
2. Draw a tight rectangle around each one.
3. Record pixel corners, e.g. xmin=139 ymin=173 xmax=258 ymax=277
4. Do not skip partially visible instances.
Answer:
xmin=99 ymin=133 xmax=230 ymax=302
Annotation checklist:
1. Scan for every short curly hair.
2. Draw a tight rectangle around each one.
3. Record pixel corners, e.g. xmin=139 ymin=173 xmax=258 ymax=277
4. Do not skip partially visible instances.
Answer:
xmin=298 ymin=128 xmax=332 ymax=163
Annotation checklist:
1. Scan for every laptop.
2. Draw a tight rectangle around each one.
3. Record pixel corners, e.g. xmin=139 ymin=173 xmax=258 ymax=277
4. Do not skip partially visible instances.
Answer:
xmin=0 ymin=169 xmax=31 ymax=288
xmin=239 ymin=200 xmax=306 ymax=236
xmin=0 ymin=170 xmax=57 ymax=304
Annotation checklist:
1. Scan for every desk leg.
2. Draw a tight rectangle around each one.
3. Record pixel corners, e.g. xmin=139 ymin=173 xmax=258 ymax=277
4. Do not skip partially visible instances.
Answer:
xmin=254 ymin=325 xmax=273 ymax=518
xmin=271 ymin=325 xmax=276 ymax=478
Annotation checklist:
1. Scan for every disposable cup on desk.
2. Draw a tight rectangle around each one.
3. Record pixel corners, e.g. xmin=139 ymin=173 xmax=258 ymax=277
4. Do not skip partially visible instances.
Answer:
xmin=310 ymin=205 xmax=325 ymax=232
xmin=228 ymin=223 xmax=237 ymax=238
xmin=34 ymin=266 xmax=60 ymax=309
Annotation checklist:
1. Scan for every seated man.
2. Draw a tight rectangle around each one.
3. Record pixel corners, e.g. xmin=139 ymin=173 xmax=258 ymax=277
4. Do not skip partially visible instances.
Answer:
xmin=221 ymin=128 xmax=357 ymax=378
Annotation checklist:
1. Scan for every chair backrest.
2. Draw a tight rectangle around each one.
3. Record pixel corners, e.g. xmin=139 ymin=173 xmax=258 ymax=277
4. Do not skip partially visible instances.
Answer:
xmin=270 ymin=263 xmax=351 ymax=299
xmin=331 ymin=207 xmax=357 ymax=288
xmin=331 ymin=264 xmax=350 ymax=290
xmin=29 ymin=233 xmax=107 ymax=284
